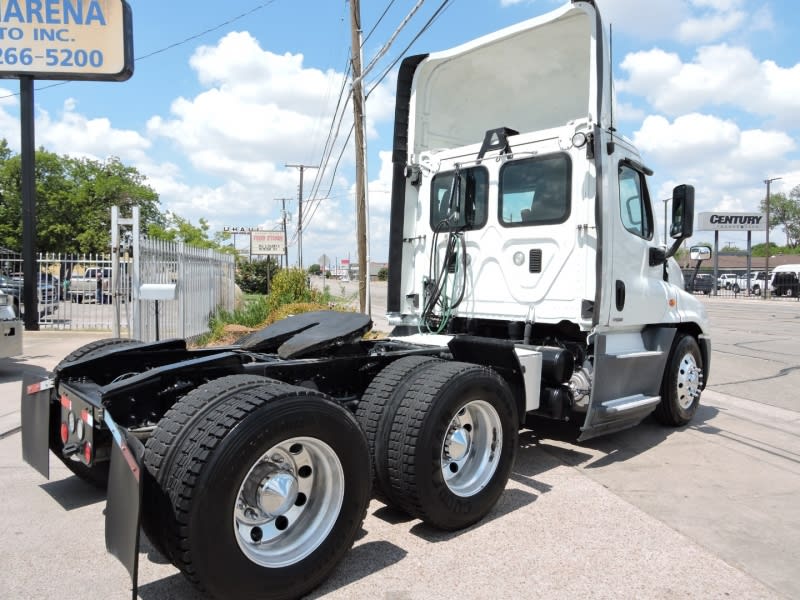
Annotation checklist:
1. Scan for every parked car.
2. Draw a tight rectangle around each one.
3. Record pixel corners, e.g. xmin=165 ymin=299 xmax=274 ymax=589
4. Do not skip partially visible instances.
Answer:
xmin=684 ymin=272 xmax=714 ymax=295
xmin=716 ymin=273 xmax=738 ymax=290
xmin=769 ymin=264 xmax=800 ymax=297
xmin=67 ymin=267 xmax=112 ymax=303
xmin=731 ymin=271 xmax=768 ymax=295
xmin=0 ymin=273 xmax=59 ymax=317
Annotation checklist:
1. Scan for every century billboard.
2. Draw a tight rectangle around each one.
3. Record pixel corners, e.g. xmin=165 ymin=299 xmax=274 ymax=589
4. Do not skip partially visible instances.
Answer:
xmin=697 ymin=212 xmax=765 ymax=231
xmin=0 ymin=0 xmax=133 ymax=80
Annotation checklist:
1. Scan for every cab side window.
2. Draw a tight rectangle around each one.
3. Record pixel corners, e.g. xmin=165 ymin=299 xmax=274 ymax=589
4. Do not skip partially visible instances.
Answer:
xmin=618 ymin=163 xmax=653 ymax=240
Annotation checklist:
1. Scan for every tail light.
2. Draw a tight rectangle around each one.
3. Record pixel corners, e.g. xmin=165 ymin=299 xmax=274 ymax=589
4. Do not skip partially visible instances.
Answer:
xmin=60 ymin=422 xmax=69 ymax=444
xmin=83 ymin=442 xmax=93 ymax=464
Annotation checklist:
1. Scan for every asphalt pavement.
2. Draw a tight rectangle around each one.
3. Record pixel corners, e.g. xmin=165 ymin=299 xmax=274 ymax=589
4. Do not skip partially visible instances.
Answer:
xmin=0 ymin=297 xmax=798 ymax=599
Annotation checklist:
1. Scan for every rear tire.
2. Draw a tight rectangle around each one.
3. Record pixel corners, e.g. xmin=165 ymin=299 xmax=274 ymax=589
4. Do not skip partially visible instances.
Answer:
xmin=386 ymin=362 xmax=518 ymax=530
xmin=142 ymin=375 xmax=269 ymax=560
xmin=354 ymin=355 xmax=443 ymax=504
xmin=144 ymin=379 xmax=370 ymax=600
xmin=654 ymin=334 xmax=703 ymax=426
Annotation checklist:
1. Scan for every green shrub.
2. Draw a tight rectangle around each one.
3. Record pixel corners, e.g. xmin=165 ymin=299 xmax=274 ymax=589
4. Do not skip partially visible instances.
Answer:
xmin=236 ymin=258 xmax=278 ymax=294
xmin=267 ymin=268 xmax=317 ymax=312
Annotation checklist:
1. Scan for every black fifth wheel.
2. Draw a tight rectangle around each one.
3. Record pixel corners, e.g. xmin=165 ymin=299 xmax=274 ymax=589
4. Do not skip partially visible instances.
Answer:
xmin=142 ymin=377 xmax=371 ymax=600
xmin=386 ymin=362 xmax=518 ymax=530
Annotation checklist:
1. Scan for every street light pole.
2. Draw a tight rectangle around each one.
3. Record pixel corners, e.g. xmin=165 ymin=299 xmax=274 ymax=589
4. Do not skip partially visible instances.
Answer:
xmin=763 ymin=176 xmax=782 ymax=300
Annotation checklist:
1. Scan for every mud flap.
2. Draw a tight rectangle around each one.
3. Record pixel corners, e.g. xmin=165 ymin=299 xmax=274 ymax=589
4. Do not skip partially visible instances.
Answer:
xmin=104 ymin=411 xmax=144 ymax=600
xmin=20 ymin=375 xmax=54 ymax=479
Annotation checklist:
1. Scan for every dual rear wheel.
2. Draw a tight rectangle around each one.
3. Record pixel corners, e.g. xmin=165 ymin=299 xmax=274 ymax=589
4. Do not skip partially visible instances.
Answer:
xmin=356 ymin=358 xmax=519 ymax=530
xmin=142 ymin=375 xmax=370 ymax=600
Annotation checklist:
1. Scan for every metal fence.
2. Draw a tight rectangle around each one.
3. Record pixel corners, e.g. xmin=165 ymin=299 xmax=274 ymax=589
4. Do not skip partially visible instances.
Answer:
xmin=135 ymin=239 xmax=236 ymax=341
xmin=2 ymin=243 xmax=236 ymax=340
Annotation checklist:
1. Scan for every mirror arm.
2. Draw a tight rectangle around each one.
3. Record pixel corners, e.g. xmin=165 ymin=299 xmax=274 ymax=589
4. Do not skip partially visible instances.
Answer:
xmin=664 ymin=237 xmax=683 ymax=260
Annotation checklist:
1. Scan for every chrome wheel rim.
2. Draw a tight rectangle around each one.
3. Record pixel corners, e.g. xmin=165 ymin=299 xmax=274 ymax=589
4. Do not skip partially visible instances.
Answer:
xmin=440 ymin=400 xmax=502 ymax=497
xmin=676 ymin=353 xmax=702 ymax=410
xmin=233 ymin=436 xmax=344 ymax=568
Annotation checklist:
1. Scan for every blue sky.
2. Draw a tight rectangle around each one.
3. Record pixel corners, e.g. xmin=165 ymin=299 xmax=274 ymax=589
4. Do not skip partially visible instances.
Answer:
xmin=1 ymin=0 xmax=798 ymax=265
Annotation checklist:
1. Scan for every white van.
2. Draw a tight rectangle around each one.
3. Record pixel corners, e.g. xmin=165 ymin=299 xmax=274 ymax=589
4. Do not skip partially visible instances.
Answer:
xmin=769 ymin=264 xmax=800 ymax=297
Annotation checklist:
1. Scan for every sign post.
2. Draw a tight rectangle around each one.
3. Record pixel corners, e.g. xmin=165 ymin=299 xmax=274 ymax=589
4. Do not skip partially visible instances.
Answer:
xmin=697 ymin=212 xmax=766 ymax=295
xmin=1 ymin=0 xmax=134 ymax=330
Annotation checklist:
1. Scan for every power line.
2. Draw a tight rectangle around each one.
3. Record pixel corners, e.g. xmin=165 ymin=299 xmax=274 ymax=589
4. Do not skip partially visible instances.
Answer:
xmin=367 ymin=0 xmax=454 ymax=97
xmin=136 ymin=1 xmax=278 ymax=62
xmin=358 ymin=0 xmax=426 ymax=83
xmin=362 ymin=0 xmax=397 ymax=46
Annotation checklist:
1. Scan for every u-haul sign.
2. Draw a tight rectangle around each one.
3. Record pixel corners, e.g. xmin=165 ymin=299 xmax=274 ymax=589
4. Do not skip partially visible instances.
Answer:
xmin=250 ymin=231 xmax=285 ymax=256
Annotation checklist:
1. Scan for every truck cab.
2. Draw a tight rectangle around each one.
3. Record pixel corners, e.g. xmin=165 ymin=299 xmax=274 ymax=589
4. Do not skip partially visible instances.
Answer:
xmin=386 ymin=0 xmax=710 ymax=439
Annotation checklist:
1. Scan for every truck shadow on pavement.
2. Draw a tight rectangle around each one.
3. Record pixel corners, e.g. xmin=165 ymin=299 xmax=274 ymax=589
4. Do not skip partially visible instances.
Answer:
xmin=0 ymin=358 xmax=50 ymax=383
xmin=530 ymin=404 xmax=720 ymax=470
xmin=40 ymin=477 xmax=106 ymax=511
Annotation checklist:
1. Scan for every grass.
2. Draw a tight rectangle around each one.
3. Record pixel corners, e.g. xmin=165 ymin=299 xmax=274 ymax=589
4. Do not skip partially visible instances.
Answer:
xmin=192 ymin=286 xmax=359 ymax=348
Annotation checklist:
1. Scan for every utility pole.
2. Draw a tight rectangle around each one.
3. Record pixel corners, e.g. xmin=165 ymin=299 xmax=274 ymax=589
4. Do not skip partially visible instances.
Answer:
xmin=286 ymin=164 xmax=318 ymax=269
xmin=349 ymin=0 xmax=369 ymax=314
xmin=763 ymin=176 xmax=782 ymax=300
xmin=275 ymin=198 xmax=292 ymax=269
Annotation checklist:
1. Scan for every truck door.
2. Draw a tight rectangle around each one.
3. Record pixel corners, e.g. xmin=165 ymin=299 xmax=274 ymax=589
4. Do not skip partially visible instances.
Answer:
xmin=606 ymin=158 xmax=670 ymax=327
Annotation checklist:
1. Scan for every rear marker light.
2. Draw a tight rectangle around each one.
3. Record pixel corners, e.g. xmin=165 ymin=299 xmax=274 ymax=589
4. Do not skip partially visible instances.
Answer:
xmin=60 ymin=395 xmax=71 ymax=410
xmin=60 ymin=423 xmax=69 ymax=444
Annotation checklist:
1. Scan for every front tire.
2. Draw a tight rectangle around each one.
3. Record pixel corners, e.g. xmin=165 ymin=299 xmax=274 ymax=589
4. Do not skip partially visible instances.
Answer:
xmin=145 ymin=379 xmax=370 ymax=600
xmin=654 ymin=334 xmax=703 ymax=426
xmin=386 ymin=362 xmax=518 ymax=530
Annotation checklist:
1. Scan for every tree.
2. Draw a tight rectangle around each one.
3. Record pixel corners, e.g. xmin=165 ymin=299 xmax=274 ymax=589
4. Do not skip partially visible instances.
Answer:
xmin=377 ymin=267 xmax=389 ymax=281
xmin=147 ymin=212 xmax=234 ymax=253
xmin=0 ymin=143 xmax=161 ymax=253
xmin=236 ymin=257 xmax=279 ymax=294
xmin=760 ymin=188 xmax=800 ymax=249
xmin=308 ymin=263 xmax=321 ymax=275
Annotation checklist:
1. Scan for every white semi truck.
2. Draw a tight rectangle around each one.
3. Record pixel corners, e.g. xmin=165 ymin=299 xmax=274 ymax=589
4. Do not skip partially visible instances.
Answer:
xmin=21 ymin=2 xmax=709 ymax=599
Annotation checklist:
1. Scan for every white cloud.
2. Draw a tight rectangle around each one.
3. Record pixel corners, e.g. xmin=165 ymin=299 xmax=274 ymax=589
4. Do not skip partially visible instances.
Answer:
xmin=592 ymin=0 xmax=770 ymax=43
xmin=618 ymin=45 xmax=800 ymax=127
xmin=35 ymin=99 xmax=151 ymax=163
xmin=632 ymin=113 xmax=796 ymax=228
xmin=677 ymin=10 xmax=746 ymax=43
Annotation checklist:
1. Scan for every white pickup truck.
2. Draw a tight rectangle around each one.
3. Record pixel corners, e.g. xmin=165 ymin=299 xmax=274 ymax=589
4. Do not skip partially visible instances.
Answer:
xmin=732 ymin=271 xmax=768 ymax=295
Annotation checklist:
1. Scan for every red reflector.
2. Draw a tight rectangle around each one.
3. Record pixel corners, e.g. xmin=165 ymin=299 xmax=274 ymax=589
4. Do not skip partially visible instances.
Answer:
xmin=83 ymin=442 xmax=92 ymax=464
xmin=60 ymin=423 xmax=69 ymax=444
xmin=60 ymin=395 xmax=71 ymax=410
xmin=27 ymin=382 xmax=41 ymax=394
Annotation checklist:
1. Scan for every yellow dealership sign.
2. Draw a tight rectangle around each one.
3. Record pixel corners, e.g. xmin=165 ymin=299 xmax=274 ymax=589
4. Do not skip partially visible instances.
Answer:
xmin=0 ymin=0 xmax=133 ymax=80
